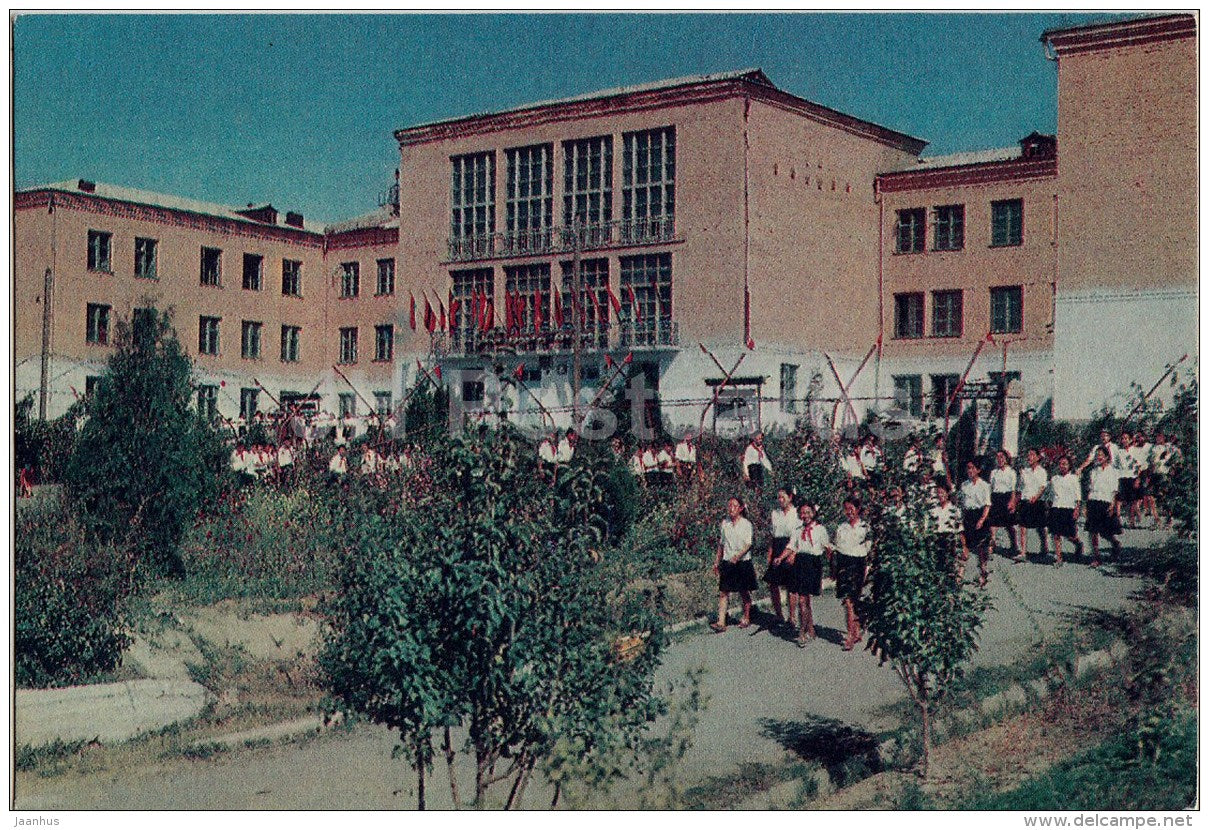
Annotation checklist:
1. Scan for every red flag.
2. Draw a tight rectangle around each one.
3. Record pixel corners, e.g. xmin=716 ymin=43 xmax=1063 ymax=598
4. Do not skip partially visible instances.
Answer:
xmin=504 ymin=292 xmax=514 ymax=332
xmin=424 ymin=297 xmax=436 ymax=333
xmin=449 ymin=297 xmax=461 ymax=324
xmin=514 ymin=363 xmax=526 ymax=380
xmin=533 ymin=293 xmax=544 ymax=332
xmin=416 ymin=359 xmax=424 ymax=372
xmin=604 ymin=354 xmax=615 ymax=369
xmin=409 ymin=293 xmax=417 ymax=331
xmin=626 ymin=285 xmax=642 ymax=322
xmin=438 ymin=299 xmax=447 ymax=332
xmin=484 ymin=300 xmax=494 ymax=331
xmin=553 ymin=290 xmax=564 ymax=328
xmin=605 ymin=283 xmax=622 ymax=314
xmin=434 ymin=365 xmax=442 ymax=381
xmin=623 ymin=352 xmax=633 ymax=365
xmin=746 ymin=336 xmax=756 ymax=350
xmin=589 ymin=289 xmax=603 ymax=323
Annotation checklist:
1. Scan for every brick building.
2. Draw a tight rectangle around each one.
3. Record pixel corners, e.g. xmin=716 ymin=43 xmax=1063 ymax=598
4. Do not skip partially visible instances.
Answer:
xmin=14 ymin=13 xmax=1196 ymax=429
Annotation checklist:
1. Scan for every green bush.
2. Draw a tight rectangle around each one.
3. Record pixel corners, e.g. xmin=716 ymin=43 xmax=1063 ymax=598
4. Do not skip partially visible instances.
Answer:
xmin=15 ymin=500 xmax=133 ymax=688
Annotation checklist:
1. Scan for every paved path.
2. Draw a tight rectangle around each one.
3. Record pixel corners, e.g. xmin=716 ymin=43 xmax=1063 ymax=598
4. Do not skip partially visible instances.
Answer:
xmin=15 ymin=531 xmax=1155 ymax=810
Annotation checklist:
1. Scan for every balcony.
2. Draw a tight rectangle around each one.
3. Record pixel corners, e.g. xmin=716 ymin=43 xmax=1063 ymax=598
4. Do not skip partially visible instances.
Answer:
xmin=446 ymin=216 xmax=678 ymax=263
xmin=443 ymin=319 xmax=679 ymax=358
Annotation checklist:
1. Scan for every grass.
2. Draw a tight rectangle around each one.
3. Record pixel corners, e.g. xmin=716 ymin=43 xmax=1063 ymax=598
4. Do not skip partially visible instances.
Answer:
xmin=969 ymin=710 xmax=1197 ymax=810
xmin=15 ymin=739 xmax=91 ymax=774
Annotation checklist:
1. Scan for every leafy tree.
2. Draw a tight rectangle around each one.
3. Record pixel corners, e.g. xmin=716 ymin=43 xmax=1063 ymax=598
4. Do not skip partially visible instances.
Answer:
xmin=320 ymin=427 xmax=666 ymax=809
xmin=62 ymin=307 xmax=227 ymax=578
xmin=864 ymin=496 xmax=989 ymax=777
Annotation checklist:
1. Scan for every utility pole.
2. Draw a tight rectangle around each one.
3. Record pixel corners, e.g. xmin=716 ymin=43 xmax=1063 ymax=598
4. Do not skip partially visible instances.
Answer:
xmin=571 ymin=217 xmax=582 ymax=425
xmin=39 ymin=267 xmax=53 ymax=420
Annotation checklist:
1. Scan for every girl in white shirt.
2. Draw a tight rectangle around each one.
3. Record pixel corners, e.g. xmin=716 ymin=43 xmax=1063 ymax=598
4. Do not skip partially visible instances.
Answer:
xmin=1046 ymin=454 xmax=1084 ymax=566
xmin=1016 ymin=448 xmax=1050 ymax=560
xmin=959 ymin=461 xmax=992 ymax=587
xmin=765 ymin=488 xmax=802 ymax=628
xmin=785 ymin=502 xmax=830 ymax=646
xmin=833 ymin=497 xmax=872 ymax=651
xmin=929 ymin=482 xmax=963 ymax=573
xmin=712 ymin=497 xmax=756 ymax=632
xmin=742 ymin=433 xmax=773 ymax=488
xmin=1086 ymin=446 xmax=1122 ymax=566
xmin=988 ymin=450 xmax=1020 ymax=560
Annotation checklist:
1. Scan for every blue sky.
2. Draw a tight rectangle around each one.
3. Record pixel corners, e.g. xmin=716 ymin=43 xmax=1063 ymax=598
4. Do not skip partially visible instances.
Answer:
xmin=14 ymin=12 xmax=1109 ymax=224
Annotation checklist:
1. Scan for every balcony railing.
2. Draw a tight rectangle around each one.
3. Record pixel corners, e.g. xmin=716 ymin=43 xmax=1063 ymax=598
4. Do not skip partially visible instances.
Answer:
xmin=447 ymin=216 xmax=677 ymax=262
xmin=446 ymin=319 xmax=679 ymax=357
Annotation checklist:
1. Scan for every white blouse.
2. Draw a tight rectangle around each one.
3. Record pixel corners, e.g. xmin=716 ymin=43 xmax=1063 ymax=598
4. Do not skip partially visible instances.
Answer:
xmin=743 ymin=444 xmax=773 ymax=471
xmin=1018 ymin=465 xmax=1048 ymax=500
xmin=1049 ymin=473 xmax=1082 ymax=510
xmin=720 ymin=517 xmax=754 ymax=560
xmin=769 ymin=507 xmax=802 ymax=539
xmin=1088 ymin=466 xmax=1120 ymax=502
xmin=990 ymin=467 xmax=1017 ymax=494
xmin=789 ymin=522 xmax=830 ymax=557
xmin=960 ymin=478 xmax=992 ymax=511
xmin=833 ymin=519 xmax=871 ymax=559
xmin=675 ymin=440 xmax=697 ymax=463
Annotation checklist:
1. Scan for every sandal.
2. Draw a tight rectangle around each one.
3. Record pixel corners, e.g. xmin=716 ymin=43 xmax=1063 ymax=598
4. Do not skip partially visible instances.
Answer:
xmin=709 ymin=622 xmax=727 ymax=633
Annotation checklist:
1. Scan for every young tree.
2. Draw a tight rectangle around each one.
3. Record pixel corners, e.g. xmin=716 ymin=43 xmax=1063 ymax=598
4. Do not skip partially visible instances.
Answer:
xmin=63 ymin=307 xmax=227 ymax=578
xmin=320 ymin=427 xmax=666 ymax=809
xmin=864 ymin=495 xmax=989 ymax=777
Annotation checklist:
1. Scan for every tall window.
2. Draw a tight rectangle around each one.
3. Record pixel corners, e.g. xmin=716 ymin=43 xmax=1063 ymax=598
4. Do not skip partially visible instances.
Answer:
xmin=505 ymin=263 xmax=552 ymax=350
xmin=895 ymin=208 xmax=925 ymax=254
xmin=282 ymin=259 xmax=302 ymax=296
xmin=132 ymin=308 xmax=154 ymax=345
xmin=338 ymin=327 xmax=358 ymax=364
xmin=376 ymin=258 xmax=395 ymax=296
xmin=505 ymin=143 xmax=553 ymax=254
xmin=134 ymin=238 xmax=158 ymax=279
xmin=198 ymin=316 xmax=220 ymax=355
xmin=931 ymin=374 xmax=961 ymax=418
xmin=338 ymin=393 xmax=356 ymax=418
xmin=280 ymin=325 xmax=301 ymax=363
xmin=340 ymin=262 xmax=360 ymax=298
xmin=991 ymin=199 xmax=1024 ymax=247
xmin=619 ymin=253 xmax=672 ymax=347
xmin=196 ymin=385 xmax=218 ymax=422
xmin=560 ymin=259 xmax=610 ymax=349
xmin=893 ymin=375 xmax=923 ymax=417
xmin=451 ymin=268 xmax=494 ymax=352
xmin=990 ymin=286 xmax=1024 ymax=333
xmin=200 ymin=247 xmax=222 ymax=286
xmin=241 ymin=320 xmax=262 ymax=359
xmin=931 ymin=290 xmax=963 ymax=338
xmin=243 ymin=253 xmax=263 ymax=291
xmin=86 ymin=303 xmax=111 ymax=344
xmin=240 ymin=388 xmax=259 ymax=421
xmin=563 ymin=135 xmax=613 ymax=245
xmin=933 ymin=204 xmax=964 ymax=251
xmin=375 ymin=324 xmax=394 ymax=362
xmin=622 ymin=127 xmax=675 ymax=243
xmin=893 ymin=293 xmax=924 ymax=339
xmin=87 ymin=230 xmax=112 ymax=273
xmin=451 ymin=151 xmax=496 ymax=258
xmin=374 ymin=391 xmax=393 ymax=418
xmin=780 ymin=363 xmax=799 ymax=414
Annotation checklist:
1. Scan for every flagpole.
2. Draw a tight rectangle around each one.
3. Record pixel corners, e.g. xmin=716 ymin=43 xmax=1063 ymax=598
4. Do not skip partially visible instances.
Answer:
xmin=571 ymin=218 xmax=582 ymax=425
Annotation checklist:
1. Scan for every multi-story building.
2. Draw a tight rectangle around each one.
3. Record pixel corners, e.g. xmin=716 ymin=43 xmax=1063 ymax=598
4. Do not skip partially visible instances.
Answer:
xmin=14 ymin=14 xmax=1196 ymax=430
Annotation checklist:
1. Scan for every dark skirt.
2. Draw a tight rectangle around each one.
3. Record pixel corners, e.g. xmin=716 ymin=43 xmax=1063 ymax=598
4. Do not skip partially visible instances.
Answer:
xmin=764 ymin=536 xmax=792 ymax=586
xmin=746 ymin=464 xmax=765 ymax=486
xmin=963 ymin=509 xmax=991 ymax=549
xmin=1017 ymin=498 xmax=1048 ymax=529
xmin=791 ymin=554 xmax=824 ymax=597
xmin=1048 ymin=506 xmax=1079 ymax=539
xmin=834 ymin=555 xmax=866 ymax=602
xmin=1086 ymin=500 xmax=1121 ymax=537
xmin=1117 ymin=477 xmax=1139 ymax=503
xmin=719 ymin=558 xmax=758 ymax=593
xmin=989 ymin=492 xmax=1016 ymax=527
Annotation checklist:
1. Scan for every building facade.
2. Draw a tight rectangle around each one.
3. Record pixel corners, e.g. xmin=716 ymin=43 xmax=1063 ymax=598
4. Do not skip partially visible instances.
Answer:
xmin=14 ymin=14 xmax=1196 ymax=430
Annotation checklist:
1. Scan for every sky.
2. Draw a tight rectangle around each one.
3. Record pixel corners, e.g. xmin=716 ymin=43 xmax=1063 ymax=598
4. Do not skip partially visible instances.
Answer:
xmin=13 ymin=12 xmax=1114 ymax=225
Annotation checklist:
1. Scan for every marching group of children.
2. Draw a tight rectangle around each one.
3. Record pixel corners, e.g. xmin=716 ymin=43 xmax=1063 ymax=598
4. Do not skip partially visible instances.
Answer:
xmin=712 ymin=427 xmax=1183 ymax=651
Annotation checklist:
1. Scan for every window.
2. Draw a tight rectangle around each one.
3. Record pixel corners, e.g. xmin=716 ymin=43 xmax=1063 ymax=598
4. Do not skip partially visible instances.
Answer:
xmin=198 ymin=316 xmax=220 ymax=355
xmin=340 ymin=262 xmax=360 ymax=298
xmin=505 ymin=263 xmax=552 ymax=350
xmin=338 ymin=327 xmax=358 ymax=364
xmin=505 ymin=143 xmax=553 ymax=253
xmin=559 ymin=259 xmax=610 ymax=349
xmin=780 ymin=363 xmax=799 ymax=414
xmin=200 ymin=247 xmax=222 ymax=286
xmin=990 ymin=286 xmax=1024 ymax=333
xmin=563 ymin=135 xmax=613 ymax=243
xmin=280 ymin=325 xmax=301 ymax=363
xmin=462 ymin=378 xmax=485 ymax=404
xmin=132 ymin=307 xmax=154 ymax=344
xmin=376 ymin=258 xmax=395 ymax=296
xmin=134 ymin=238 xmax=158 ymax=279
xmin=241 ymin=320 xmax=263 ymax=360
xmin=282 ymin=259 xmax=302 ymax=296
xmin=240 ymin=388 xmax=259 ymax=421
xmin=84 ymin=375 xmax=102 ymax=398
xmin=930 ymin=374 xmax=961 ymax=418
xmin=450 ymin=151 xmax=496 ymax=257
xmin=619 ymin=253 xmax=673 ymax=347
xmin=338 ymin=393 xmax=356 ymax=418
xmin=988 ymin=371 xmax=1022 ymax=392
xmin=374 ymin=391 xmax=393 ymax=418
xmin=86 ymin=303 xmax=111 ymax=344
xmin=893 ymin=293 xmax=924 ymax=339
xmin=893 ymin=375 xmax=923 ymax=418
xmin=991 ymin=199 xmax=1023 ymax=247
xmin=622 ymin=127 xmax=675 ymax=243
xmin=450 ymin=268 xmax=494 ymax=352
xmin=242 ymin=253 xmax=263 ymax=291
xmin=933 ymin=204 xmax=964 ymax=251
xmin=197 ymin=385 xmax=218 ymax=422
xmin=895 ymin=208 xmax=925 ymax=254
xmin=375 ymin=324 xmax=394 ymax=362
xmin=931 ymin=290 xmax=963 ymax=338
xmin=87 ymin=230 xmax=112 ymax=273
